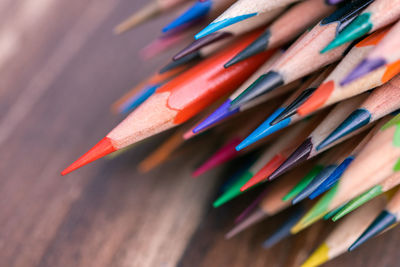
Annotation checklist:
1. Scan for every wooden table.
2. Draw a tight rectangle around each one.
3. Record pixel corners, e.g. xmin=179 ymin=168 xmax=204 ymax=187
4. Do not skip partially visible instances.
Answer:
xmin=1 ymin=0 xmax=399 ymax=266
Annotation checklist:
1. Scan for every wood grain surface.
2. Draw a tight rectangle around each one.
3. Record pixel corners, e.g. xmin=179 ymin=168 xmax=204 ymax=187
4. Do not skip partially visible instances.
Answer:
xmin=1 ymin=1 xmax=400 ymax=266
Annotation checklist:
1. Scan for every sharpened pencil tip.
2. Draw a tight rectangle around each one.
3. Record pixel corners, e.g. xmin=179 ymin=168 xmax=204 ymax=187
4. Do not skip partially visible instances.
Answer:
xmin=292 ymin=165 xmax=337 ymax=204
xmin=317 ymin=109 xmax=371 ymax=151
xmin=230 ymin=71 xmax=284 ymax=110
xmin=173 ymin=32 xmax=231 ymax=61
xmin=224 ymin=30 xmax=271 ymax=68
xmin=321 ymin=13 xmax=372 ymax=54
xmin=262 ymin=206 xmax=305 ymax=248
xmin=349 ymin=210 xmax=397 ymax=251
xmin=225 ymin=208 xmax=267 ymax=239
xmin=193 ymin=100 xmax=239 ymax=133
xmin=309 ymin=157 xmax=353 ymax=199
xmin=341 ymin=58 xmax=386 ymax=86
xmin=300 ymin=243 xmax=330 ymax=267
xmin=269 ymin=138 xmax=313 ymax=181
xmin=235 ymin=189 xmax=269 ymax=224
xmin=159 ymin=52 xmax=201 ymax=74
xmin=271 ymin=87 xmax=316 ymax=125
xmin=162 ymin=0 xmax=212 ymax=34
xmin=297 ymin=81 xmax=334 ymax=117
xmin=195 ymin=13 xmax=257 ymax=40
xmin=192 ymin=138 xmax=241 ymax=177
xmin=61 ymin=137 xmax=117 ymax=175
xmin=236 ymin=108 xmax=290 ymax=151
xmin=332 ymin=185 xmax=382 ymax=222
xmin=241 ymin=154 xmax=286 ymax=191
xmin=283 ymin=165 xmax=323 ymax=202
xmin=214 ymin=171 xmax=253 ymax=207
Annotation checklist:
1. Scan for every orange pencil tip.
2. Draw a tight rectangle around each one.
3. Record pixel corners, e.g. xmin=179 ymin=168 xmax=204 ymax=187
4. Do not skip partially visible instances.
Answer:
xmin=297 ymin=81 xmax=334 ymax=117
xmin=61 ymin=137 xmax=117 ymax=175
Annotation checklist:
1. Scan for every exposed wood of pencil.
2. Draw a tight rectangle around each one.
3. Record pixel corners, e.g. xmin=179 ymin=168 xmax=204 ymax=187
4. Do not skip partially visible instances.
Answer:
xmin=213 ymin=0 xmax=302 ymax=22
xmin=241 ymin=112 xmax=327 ymax=190
xmin=361 ymin=75 xmax=400 ymax=120
xmin=308 ymin=94 xmax=370 ymax=156
xmin=62 ymin=30 xmax=277 ymax=175
xmin=327 ymin=118 xmax=400 ymax=213
xmin=225 ymin=161 xmax=317 ymax=239
xmin=298 ymin=27 xmax=400 ymax=116
xmin=322 ymin=0 xmax=400 ymax=53
xmin=225 ymin=0 xmax=334 ymax=67
xmin=301 ymin=196 xmax=387 ymax=267
xmin=270 ymin=94 xmax=369 ymax=180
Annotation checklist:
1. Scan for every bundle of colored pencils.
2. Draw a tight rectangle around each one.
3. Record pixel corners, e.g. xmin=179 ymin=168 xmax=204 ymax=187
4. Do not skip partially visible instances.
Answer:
xmin=64 ymin=0 xmax=400 ymax=266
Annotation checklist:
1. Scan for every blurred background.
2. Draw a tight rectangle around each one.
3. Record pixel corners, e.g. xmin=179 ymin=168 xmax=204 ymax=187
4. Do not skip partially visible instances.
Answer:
xmin=1 ymin=0 xmax=399 ymax=266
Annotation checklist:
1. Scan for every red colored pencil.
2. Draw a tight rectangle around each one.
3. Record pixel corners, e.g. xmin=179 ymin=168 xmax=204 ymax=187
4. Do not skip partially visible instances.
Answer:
xmin=62 ymin=30 xmax=276 ymax=175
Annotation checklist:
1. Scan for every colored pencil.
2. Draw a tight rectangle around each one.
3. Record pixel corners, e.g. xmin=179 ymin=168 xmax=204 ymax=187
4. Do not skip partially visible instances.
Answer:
xmin=262 ymin=205 xmax=306 ymax=249
xmin=218 ymin=156 xmax=257 ymax=194
xmin=308 ymin=158 xmax=353 ymax=200
xmin=300 ymin=194 xmax=388 ymax=267
xmin=344 ymin=20 xmax=400 ymax=84
xmin=195 ymin=0 xmax=304 ymax=39
xmin=61 ymin=30 xmax=277 ymax=175
xmin=112 ymin=66 xmax=187 ymax=114
xmin=268 ymin=66 xmax=337 ymax=126
xmin=212 ymin=155 xmax=260 ymax=207
xmin=160 ymin=33 xmax=233 ymax=73
xmin=65 ymin=0 xmax=400 ymax=260
xmin=291 ymin=137 xmax=361 ymax=204
xmin=309 ymin=124 xmax=378 ymax=199
xmin=174 ymin=7 xmax=284 ymax=60
xmin=195 ymin=80 xmax=300 ymax=134
xmin=236 ymin=68 xmax=332 ymax=150
xmin=225 ymin=161 xmax=317 ymax=239
xmin=162 ymin=0 xmax=235 ymax=34
xmin=240 ymin=113 xmax=327 ymax=191
xmin=332 ymin=179 xmax=399 ymax=221
xmin=182 ymin=97 xmax=249 ymax=139
xmin=269 ymin=93 xmax=370 ymax=181
xmin=289 ymin=122 xmax=385 ymax=231
xmin=225 ymin=0 xmax=335 ymax=67
xmin=317 ymin=73 xmax=400 ymax=150
xmin=182 ymin=96 xmax=257 ymax=139
xmin=192 ymin=50 xmax=300 ymax=133
xmin=283 ymin=163 xmax=325 ymax=202
xmin=323 ymin=204 xmax=345 ymax=220
xmin=114 ymin=0 xmax=191 ymax=34
xmin=349 ymin=187 xmax=400 ymax=251
xmin=192 ymin=102 xmax=281 ymax=177
xmin=233 ymin=188 xmax=269 ymax=224
xmin=294 ymin=114 xmax=400 ymax=230
xmin=297 ymin=27 xmax=400 ymax=118
xmin=229 ymin=0 xmax=370 ymax=110
xmin=322 ymin=0 xmax=400 ymax=53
